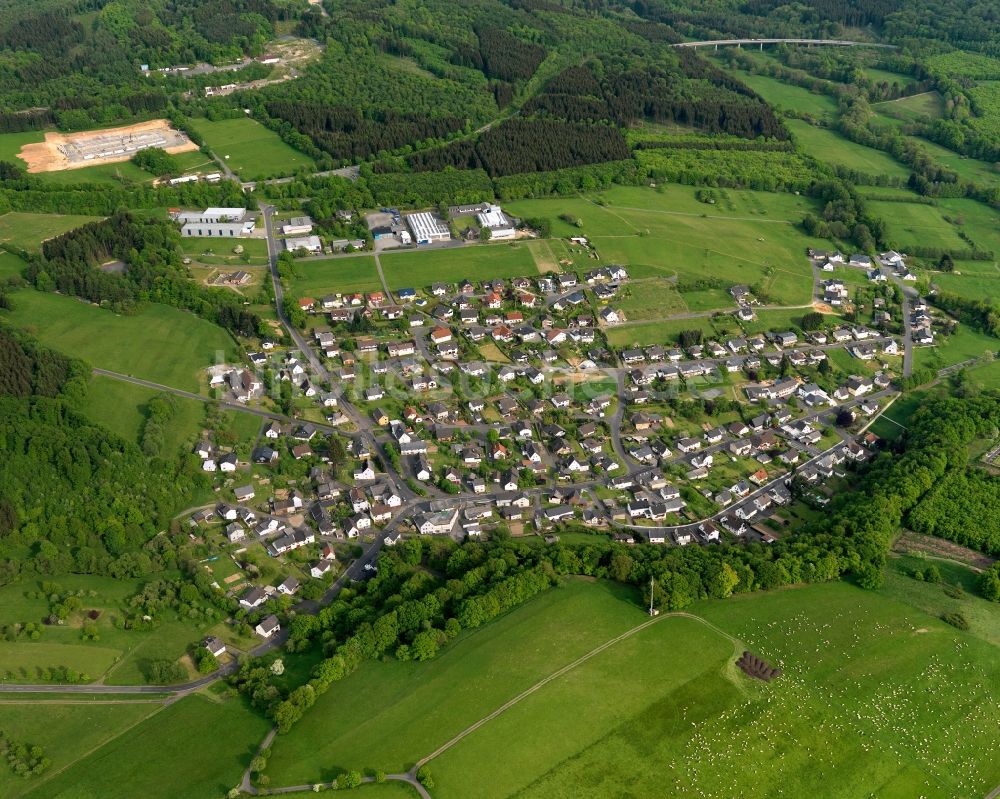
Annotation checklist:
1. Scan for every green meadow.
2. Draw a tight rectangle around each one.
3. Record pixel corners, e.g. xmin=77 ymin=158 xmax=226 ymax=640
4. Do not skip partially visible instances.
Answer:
xmin=0 ymin=250 xmax=26 ymax=279
xmin=187 ymin=117 xmax=316 ymax=181
xmin=785 ymin=119 xmax=911 ymax=179
xmin=0 ymin=702 xmax=159 ymax=799
xmin=867 ymin=200 xmax=968 ymax=252
xmin=915 ymin=325 xmax=999 ymax=370
xmin=872 ymin=91 xmax=944 ymax=123
xmin=179 ymin=235 xmax=270 ymax=266
xmin=20 ymin=695 xmax=270 ymax=799
xmin=0 ymin=212 xmax=102 ymax=251
xmin=380 ymin=242 xmax=538 ymax=289
xmin=1 ymin=290 xmax=238 ymax=392
xmin=0 ymin=573 xmax=223 ymax=686
xmin=508 ymin=186 xmax=817 ymax=306
xmin=720 ymin=69 xmax=839 ymax=119
xmin=288 ymin=255 xmax=384 ymax=297
xmin=77 ymin=374 xmax=259 ymax=455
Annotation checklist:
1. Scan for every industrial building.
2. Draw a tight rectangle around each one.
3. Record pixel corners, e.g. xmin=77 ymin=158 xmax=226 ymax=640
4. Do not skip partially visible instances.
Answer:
xmin=173 ymin=207 xmax=256 ymax=237
xmin=405 ymin=211 xmax=451 ymax=244
xmin=284 ymin=235 xmax=323 ymax=254
xmin=281 ymin=216 xmax=314 ymax=236
xmin=476 ymin=205 xmax=516 ymax=239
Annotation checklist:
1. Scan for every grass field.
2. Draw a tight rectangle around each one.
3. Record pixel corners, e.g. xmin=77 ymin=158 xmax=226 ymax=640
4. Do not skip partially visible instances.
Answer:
xmin=873 ymin=91 xmax=944 ymax=123
xmin=266 ymin=581 xmax=652 ymax=783
xmin=915 ymin=325 xmax=998 ymax=371
xmin=615 ymin=277 xmax=687 ymax=320
xmin=78 ymin=374 xmax=261 ymax=455
xmin=20 ymin=695 xmax=270 ymax=799
xmin=288 ymin=255 xmax=383 ymax=297
xmin=0 ymin=642 xmax=122 ymax=680
xmin=266 ymin=579 xmax=1000 ymax=798
xmin=721 ymin=69 xmax=839 ymax=120
xmin=607 ymin=316 xmax=735 ymax=348
xmin=864 ymin=67 xmax=917 ymax=88
xmin=507 ymin=186 xmax=817 ymax=307
xmin=187 ymin=117 xmax=315 ymax=181
xmin=933 ymin=269 xmax=1000 ymax=302
xmin=936 ymin=196 xmax=1000 ymax=255
xmin=179 ymin=235 xmax=270 ymax=266
xmin=379 ymin=243 xmax=538 ymax=290
xmin=0 ymin=212 xmax=102 ymax=251
xmin=0 ymin=702 xmax=159 ymax=799
xmin=2 ymin=290 xmax=239 ymax=392
xmin=678 ymin=286 xmax=734 ymax=311
xmin=867 ymin=200 xmax=968 ymax=252
xmin=785 ymin=120 xmax=911 ymax=179
xmin=0 ymin=250 xmax=25 ymax=279
xmin=898 ymin=136 xmax=1000 ymax=190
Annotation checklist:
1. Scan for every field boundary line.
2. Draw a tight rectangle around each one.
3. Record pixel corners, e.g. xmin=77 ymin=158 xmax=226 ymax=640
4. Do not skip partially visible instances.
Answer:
xmin=414 ymin=610 xmax=743 ymax=770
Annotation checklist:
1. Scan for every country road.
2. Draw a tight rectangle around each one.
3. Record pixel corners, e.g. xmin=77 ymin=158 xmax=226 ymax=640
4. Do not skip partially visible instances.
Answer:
xmin=673 ymin=37 xmax=896 ymax=49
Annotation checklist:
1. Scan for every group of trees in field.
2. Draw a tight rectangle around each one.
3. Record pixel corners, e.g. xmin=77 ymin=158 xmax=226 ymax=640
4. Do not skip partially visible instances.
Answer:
xmin=0 ymin=730 xmax=50 ymax=778
xmin=27 ymin=212 xmax=263 ymax=338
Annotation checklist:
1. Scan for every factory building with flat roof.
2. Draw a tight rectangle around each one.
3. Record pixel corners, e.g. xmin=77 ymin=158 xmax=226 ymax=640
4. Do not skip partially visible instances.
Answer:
xmin=476 ymin=205 xmax=516 ymax=240
xmin=405 ymin=211 xmax=451 ymax=244
xmin=284 ymin=235 xmax=323 ymax=254
xmin=172 ymin=207 xmax=256 ymax=237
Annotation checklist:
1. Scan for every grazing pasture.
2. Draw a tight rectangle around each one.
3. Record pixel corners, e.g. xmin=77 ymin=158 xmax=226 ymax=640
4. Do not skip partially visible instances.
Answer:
xmin=265 ymin=579 xmax=999 ymax=799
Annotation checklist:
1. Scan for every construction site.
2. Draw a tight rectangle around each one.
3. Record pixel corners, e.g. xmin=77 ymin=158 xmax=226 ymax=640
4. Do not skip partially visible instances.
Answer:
xmin=17 ymin=119 xmax=199 ymax=173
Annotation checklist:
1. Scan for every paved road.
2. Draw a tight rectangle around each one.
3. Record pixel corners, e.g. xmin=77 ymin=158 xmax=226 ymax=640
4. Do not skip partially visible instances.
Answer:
xmin=883 ymin=265 xmax=916 ymax=378
xmin=674 ymin=38 xmax=896 ymax=49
